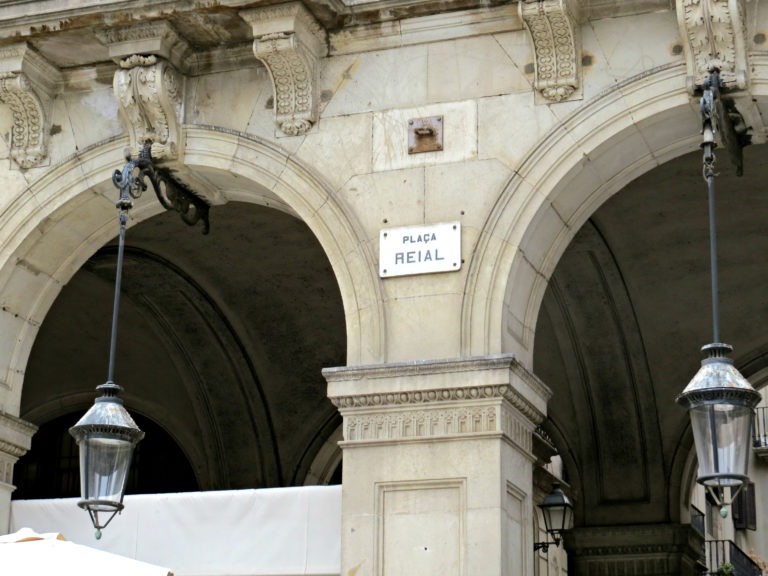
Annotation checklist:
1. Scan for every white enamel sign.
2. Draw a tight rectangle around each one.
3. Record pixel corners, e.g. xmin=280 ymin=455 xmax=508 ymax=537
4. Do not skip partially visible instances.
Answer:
xmin=379 ymin=222 xmax=461 ymax=278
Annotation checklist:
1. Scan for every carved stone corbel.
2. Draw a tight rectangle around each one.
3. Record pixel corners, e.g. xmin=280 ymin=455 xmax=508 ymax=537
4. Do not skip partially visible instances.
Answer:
xmin=113 ymin=56 xmax=183 ymax=159
xmin=0 ymin=44 xmax=61 ymax=169
xmin=520 ymin=0 xmax=581 ymax=103
xmin=96 ymin=22 xmax=188 ymax=158
xmin=677 ymin=0 xmax=748 ymax=93
xmin=240 ymin=3 xmax=327 ymax=136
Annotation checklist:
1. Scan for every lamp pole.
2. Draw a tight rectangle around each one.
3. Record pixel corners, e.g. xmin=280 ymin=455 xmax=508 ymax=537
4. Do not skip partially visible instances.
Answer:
xmin=68 ymin=146 xmax=154 ymax=538
xmin=676 ymin=69 xmax=761 ymax=514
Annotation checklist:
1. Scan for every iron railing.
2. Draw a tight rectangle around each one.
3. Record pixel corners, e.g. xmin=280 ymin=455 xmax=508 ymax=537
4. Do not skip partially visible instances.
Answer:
xmin=754 ymin=407 xmax=768 ymax=448
xmin=705 ymin=540 xmax=762 ymax=575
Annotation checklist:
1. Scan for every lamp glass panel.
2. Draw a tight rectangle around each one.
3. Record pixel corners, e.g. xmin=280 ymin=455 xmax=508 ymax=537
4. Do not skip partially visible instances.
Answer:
xmin=79 ymin=434 xmax=133 ymax=506
xmin=690 ymin=403 xmax=753 ymax=486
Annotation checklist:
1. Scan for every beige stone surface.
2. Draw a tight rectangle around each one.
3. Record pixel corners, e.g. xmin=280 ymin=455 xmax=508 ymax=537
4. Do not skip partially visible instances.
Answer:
xmin=0 ymin=1 xmax=767 ymax=572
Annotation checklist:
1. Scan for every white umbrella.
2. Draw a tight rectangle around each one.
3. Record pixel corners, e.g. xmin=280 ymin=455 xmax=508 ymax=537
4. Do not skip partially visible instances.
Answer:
xmin=0 ymin=528 xmax=173 ymax=576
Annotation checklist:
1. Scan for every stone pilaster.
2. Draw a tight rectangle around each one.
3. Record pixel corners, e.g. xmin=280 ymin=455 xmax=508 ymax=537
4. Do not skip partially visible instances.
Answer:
xmin=0 ymin=411 xmax=36 ymax=534
xmin=564 ymin=524 xmax=707 ymax=576
xmin=324 ymin=354 xmax=551 ymax=576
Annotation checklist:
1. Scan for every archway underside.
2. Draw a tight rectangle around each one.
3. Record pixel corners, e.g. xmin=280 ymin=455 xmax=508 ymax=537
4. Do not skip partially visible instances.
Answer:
xmin=532 ymin=143 xmax=768 ymax=527
xmin=16 ymin=195 xmax=347 ymax=493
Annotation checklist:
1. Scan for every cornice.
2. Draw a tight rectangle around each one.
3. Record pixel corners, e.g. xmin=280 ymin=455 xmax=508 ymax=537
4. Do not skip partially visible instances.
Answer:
xmin=0 ymin=411 xmax=37 ymax=455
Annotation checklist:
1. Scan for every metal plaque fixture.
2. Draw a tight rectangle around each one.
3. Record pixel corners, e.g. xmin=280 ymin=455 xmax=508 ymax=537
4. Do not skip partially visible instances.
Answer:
xmin=407 ymin=115 xmax=443 ymax=154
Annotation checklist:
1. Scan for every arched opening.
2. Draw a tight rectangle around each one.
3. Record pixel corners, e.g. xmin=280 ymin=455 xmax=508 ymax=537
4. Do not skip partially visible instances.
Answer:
xmin=14 ymin=199 xmax=348 ymax=496
xmin=532 ymin=142 xmax=768 ymax=530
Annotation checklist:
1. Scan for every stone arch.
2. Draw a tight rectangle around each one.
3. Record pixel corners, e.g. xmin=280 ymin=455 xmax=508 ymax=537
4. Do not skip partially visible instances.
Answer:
xmin=0 ymin=127 xmax=384 ymax=419
xmin=462 ymin=63 xmax=702 ymax=365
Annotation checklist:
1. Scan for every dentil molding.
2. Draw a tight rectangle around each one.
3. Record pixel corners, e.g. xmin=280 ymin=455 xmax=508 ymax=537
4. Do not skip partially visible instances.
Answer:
xmin=0 ymin=43 xmax=61 ymax=169
xmin=520 ymin=0 xmax=581 ymax=103
xmin=241 ymin=2 xmax=327 ymax=136
xmin=676 ymin=0 xmax=748 ymax=92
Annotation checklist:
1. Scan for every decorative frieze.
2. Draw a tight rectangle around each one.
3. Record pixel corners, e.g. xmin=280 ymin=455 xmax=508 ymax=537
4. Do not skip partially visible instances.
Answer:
xmin=676 ymin=0 xmax=748 ymax=92
xmin=241 ymin=3 xmax=327 ymax=136
xmin=345 ymin=405 xmax=497 ymax=441
xmin=520 ymin=0 xmax=581 ymax=102
xmin=341 ymin=400 xmax=533 ymax=457
xmin=332 ymin=383 xmax=544 ymax=428
xmin=0 ymin=44 xmax=61 ymax=169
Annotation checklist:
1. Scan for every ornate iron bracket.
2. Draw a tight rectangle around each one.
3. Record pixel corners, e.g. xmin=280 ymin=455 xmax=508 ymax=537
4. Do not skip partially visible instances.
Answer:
xmin=112 ymin=142 xmax=210 ymax=234
xmin=700 ymin=69 xmax=751 ymax=176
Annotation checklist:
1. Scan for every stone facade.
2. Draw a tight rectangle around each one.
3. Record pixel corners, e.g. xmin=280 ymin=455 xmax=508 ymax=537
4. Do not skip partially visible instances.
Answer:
xmin=0 ymin=0 xmax=766 ymax=574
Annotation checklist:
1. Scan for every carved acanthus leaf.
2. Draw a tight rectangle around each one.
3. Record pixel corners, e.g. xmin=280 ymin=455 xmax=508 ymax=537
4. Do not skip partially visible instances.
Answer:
xmin=677 ymin=0 xmax=748 ymax=91
xmin=113 ymin=57 xmax=184 ymax=158
xmin=520 ymin=0 xmax=580 ymax=103
xmin=0 ymin=44 xmax=61 ymax=169
xmin=241 ymin=2 xmax=327 ymax=136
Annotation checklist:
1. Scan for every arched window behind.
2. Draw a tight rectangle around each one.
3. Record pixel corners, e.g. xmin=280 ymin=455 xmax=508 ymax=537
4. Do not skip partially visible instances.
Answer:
xmin=12 ymin=412 xmax=198 ymax=500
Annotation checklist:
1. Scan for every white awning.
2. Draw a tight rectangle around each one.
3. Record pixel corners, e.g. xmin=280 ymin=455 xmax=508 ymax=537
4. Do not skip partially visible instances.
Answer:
xmin=10 ymin=485 xmax=341 ymax=576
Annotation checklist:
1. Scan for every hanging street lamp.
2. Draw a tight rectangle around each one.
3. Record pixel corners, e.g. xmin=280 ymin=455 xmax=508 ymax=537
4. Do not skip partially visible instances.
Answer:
xmin=69 ymin=143 xmax=211 ymax=537
xmin=533 ymin=482 xmax=573 ymax=553
xmin=676 ymin=69 xmax=761 ymax=515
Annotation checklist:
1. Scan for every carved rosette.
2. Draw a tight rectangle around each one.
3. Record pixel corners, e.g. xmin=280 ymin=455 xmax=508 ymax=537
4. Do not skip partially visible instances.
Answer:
xmin=520 ymin=0 xmax=580 ymax=102
xmin=0 ymin=44 xmax=61 ymax=169
xmin=677 ymin=0 xmax=747 ymax=91
xmin=241 ymin=3 xmax=327 ymax=136
xmin=113 ymin=55 xmax=183 ymax=158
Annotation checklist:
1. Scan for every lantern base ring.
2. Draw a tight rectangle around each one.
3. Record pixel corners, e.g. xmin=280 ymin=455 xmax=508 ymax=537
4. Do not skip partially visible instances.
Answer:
xmin=696 ymin=474 xmax=748 ymax=509
xmin=78 ymin=499 xmax=124 ymax=531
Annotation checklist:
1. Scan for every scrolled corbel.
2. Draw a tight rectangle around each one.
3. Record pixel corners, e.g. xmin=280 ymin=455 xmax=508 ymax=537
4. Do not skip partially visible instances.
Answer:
xmin=96 ymin=22 xmax=188 ymax=158
xmin=241 ymin=3 xmax=327 ymax=136
xmin=520 ymin=0 xmax=581 ymax=103
xmin=0 ymin=44 xmax=61 ymax=169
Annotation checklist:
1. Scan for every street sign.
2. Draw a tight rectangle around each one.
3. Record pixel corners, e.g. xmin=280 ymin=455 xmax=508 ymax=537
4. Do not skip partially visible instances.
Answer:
xmin=379 ymin=222 xmax=461 ymax=278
